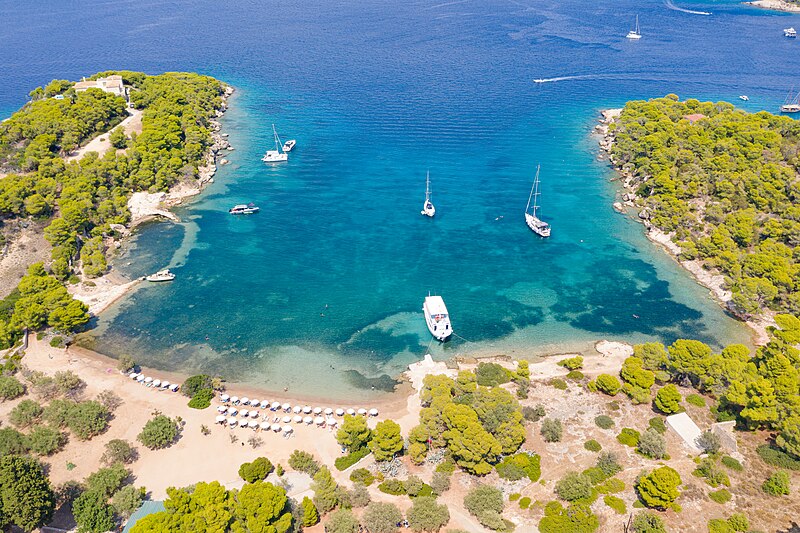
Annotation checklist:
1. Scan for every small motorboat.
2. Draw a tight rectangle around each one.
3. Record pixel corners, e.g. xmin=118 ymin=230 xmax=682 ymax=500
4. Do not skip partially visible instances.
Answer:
xmin=739 ymin=95 xmax=749 ymax=101
xmin=146 ymin=269 xmax=175 ymax=282
xmin=784 ymin=27 xmax=797 ymax=38
xmin=282 ymin=139 xmax=296 ymax=152
xmin=229 ymin=203 xmax=260 ymax=215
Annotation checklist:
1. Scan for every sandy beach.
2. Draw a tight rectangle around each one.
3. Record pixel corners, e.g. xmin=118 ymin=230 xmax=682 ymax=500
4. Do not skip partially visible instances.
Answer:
xmin=744 ymin=0 xmax=800 ymax=12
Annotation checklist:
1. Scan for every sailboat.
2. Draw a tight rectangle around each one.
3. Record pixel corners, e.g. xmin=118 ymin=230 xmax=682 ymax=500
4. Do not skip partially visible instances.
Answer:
xmin=421 ymin=171 xmax=435 ymax=217
xmin=525 ymin=165 xmax=551 ymax=238
xmin=262 ymin=124 xmax=288 ymax=162
xmin=780 ymin=87 xmax=800 ymax=113
xmin=626 ymin=15 xmax=642 ymax=40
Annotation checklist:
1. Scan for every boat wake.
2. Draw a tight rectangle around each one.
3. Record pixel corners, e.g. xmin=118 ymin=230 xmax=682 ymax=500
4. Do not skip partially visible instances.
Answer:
xmin=533 ymin=74 xmax=600 ymax=84
xmin=664 ymin=0 xmax=711 ymax=15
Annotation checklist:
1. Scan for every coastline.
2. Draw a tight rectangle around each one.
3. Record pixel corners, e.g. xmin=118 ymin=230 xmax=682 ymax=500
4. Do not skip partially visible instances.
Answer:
xmin=743 ymin=0 xmax=800 ymax=12
xmin=597 ymin=109 xmax=772 ymax=346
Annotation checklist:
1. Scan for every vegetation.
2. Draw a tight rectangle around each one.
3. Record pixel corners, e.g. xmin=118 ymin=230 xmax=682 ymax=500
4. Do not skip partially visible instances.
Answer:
xmin=604 ymin=494 xmax=626 ymax=514
xmin=378 ymin=479 xmax=407 ymax=496
xmin=687 ymin=393 xmax=706 ymax=407
xmin=349 ymin=468 xmax=375 ymax=486
xmin=694 ymin=457 xmax=730 ymax=488
xmin=709 ymin=488 xmax=732 ymax=504
xmin=637 ymin=428 xmax=667 ymax=459
xmin=463 ymin=485 xmax=507 ymax=531
xmin=137 ymin=414 xmax=178 ymax=449
xmin=238 ymin=456 xmax=273 ymax=483
xmin=611 ymin=96 xmax=800 ymax=317
xmin=762 ymin=470 xmax=791 ymax=496
xmin=648 ymin=416 xmax=666 ymax=434
xmin=523 ymin=404 xmax=545 ymax=422
xmin=494 ymin=452 xmax=541 ymax=482
xmin=0 ymin=455 xmax=56 ymax=532
xmin=475 ymin=362 xmax=511 ymax=387
xmin=336 ymin=414 xmax=372 ymax=454
xmin=362 ymin=502 xmax=402 ymax=533
xmin=636 ymin=466 xmax=682 ymax=509
xmin=555 ymin=472 xmax=593 ymax=502
xmin=0 ymin=375 xmax=25 ymax=400
xmin=584 ymin=439 xmax=602 ymax=452
xmin=595 ymin=374 xmax=621 ymax=395
xmin=301 ymin=496 xmax=319 ymax=527
xmin=112 ymin=485 xmax=145 ymax=519
xmin=557 ymin=356 xmax=583 ymax=370
xmin=631 ymin=511 xmax=666 ymax=533
xmin=653 ymin=384 xmax=682 ymax=414
xmin=334 ymin=446 xmax=370 ymax=471
xmin=541 ymin=418 xmax=563 ymax=443
xmin=594 ymin=415 xmax=615 ymax=429
xmin=288 ymin=449 xmax=321 ymax=475
xmin=407 ymin=496 xmax=449 ymax=533
xmin=369 ymin=419 xmax=403 ymax=461
xmin=696 ymin=430 xmax=722 ymax=454
xmin=326 ymin=508 xmax=360 ymax=533
xmin=101 ymin=439 xmax=137 ymax=465
xmin=10 ymin=399 xmax=43 ymax=428
xmin=721 ymin=455 xmax=743 ymax=471
xmin=25 ymin=426 xmax=66 ymax=456
xmin=311 ymin=466 xmax=339 ymax=513
xmin=756 ymin=444 xmax=800 ymax=470
xmin=73 ymin=489 xmax=115 ymax=533
xmin=538 ymin=501 xmax=599 ymax=533
xmin=617 ymin=427 xmax=641 ymax=447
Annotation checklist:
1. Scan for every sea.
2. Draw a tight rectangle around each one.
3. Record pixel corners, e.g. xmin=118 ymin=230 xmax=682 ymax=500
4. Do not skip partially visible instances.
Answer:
xmin=1 ymin=0 xmax=796 ymax=400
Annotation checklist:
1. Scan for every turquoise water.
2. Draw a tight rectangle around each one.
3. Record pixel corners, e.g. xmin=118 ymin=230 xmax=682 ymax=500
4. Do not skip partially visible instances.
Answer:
xmin=3 ymin=0 xmax=794 ymax=399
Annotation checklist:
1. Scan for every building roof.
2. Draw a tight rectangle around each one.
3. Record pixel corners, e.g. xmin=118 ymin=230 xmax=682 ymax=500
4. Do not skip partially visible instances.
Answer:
xmin=122 ymin=501 xmax=165 ymax=532
xmin=665 ymin=412 xmax=702 ymax=453
xmin=74 ymin=75 xmax=124 ymax=91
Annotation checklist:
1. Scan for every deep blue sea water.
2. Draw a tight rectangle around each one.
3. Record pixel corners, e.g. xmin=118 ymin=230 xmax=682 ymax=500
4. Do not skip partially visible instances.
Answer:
xmin=2 ymin=0 xmax=798 ymax=399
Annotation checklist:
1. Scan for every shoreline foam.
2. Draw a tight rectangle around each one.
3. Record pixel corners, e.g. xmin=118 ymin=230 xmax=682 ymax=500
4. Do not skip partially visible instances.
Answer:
xmin=597 ymin=108 xmax=772 ymax=345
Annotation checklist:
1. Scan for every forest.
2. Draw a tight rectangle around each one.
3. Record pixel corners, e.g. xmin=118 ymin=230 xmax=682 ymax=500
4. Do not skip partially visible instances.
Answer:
xmin=609 ymin=96 xmax=800 ymax=317
xmin=0 ymin=71 xmax=226 ymax=347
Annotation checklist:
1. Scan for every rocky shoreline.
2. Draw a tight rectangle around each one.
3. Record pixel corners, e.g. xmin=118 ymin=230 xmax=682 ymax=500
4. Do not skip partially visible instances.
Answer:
xmin=70 ymin=85 xmax=236 ymax=316
xmin=743 ymin=0 xmax=800 ymax=12
xmin=596 ymin=109 xmax=772 ymax=345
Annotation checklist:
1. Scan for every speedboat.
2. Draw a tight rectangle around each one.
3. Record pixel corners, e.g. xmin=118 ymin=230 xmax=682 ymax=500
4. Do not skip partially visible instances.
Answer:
xmin=785 ymin=27 xmax=797 ymax=38
xmin=146 ymin=269 xmax=175 ymax=282
xmin=282 ymin=139 xmax=296 ymax=152
xmin=229 ymin=203 xmax=260 ymax=215
xmin=423 ymin=295 xmax=452 ymax=341
xmin=739 ymin=95 xmax=749 ymax=101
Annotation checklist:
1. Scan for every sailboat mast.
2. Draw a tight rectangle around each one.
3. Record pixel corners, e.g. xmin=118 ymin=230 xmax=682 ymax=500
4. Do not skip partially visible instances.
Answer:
xmin=526 ymin=165 xmax=540 ymax=213
xmin=635 ymin=15 xmax=639 ymax=34
xmin=532 ymin=168 xmax=541 ymax=217
xmin=272 ymin=124 xmax=283 ymax=152
xmin=425 ymin=171 xmax=431 ymax=202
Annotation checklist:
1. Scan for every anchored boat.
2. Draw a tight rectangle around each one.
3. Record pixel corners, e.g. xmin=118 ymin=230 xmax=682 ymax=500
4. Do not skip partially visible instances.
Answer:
xmin=229 ymin=203 xmax=260 ymax=215
xmin=146 ymin=269 xmax=175 ymax=282
xmin=421 ymin=171 xmax=435 ymax=217
xmin=780 ymin=87 xmax=800 ymax=113
xmin=626 ymin=15 xmax=642 ymax=40
xmin=282 ymin=139 xmax=296 ymax=152
xmin=262 ymin=124 xmax=288 ymax=162
xmin=525 ymin=165 xmax=551 ymax=238
xmin=423 ymin=295 xmax=452 ymax=341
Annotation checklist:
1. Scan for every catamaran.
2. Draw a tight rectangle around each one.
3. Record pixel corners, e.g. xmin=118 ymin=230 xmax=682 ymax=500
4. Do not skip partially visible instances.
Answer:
xmin=423 ymin=294 xmax=452 ymax=341
xmin=780 ymin=88 xmax=800 ymax=113
xmin=262 ymin=124 xmax=288 ymax=162
xmin=421 ymin=171 xmax=435 ymax=217
xmin=626 ymin=15 xmax=642 ymax=40
xmin=525 ymin=165 xmax=551 ymax=238
xmin=229 ymin=203 xmax=260 ymax=215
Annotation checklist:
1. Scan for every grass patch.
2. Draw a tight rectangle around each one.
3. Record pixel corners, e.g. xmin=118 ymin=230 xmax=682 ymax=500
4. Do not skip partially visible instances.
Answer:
xmin=509 ymin=493 xmax=521 ymax=501
xmin=550 ymin=378 xmax=568 ymax=390
xmin=709 ymin=489 xmax=732 ymax=504
xmin=721 ymin=456 xmax=743 ymax=472
xmin=648 ymin=417 xmax=666 ymax=434
xmin=686 ymin=394 xmax=706 ymax=407
xmin=616 ymin=428 xmax=641 ymax=447
xmin=334 ymin=447 xmax=370 ymax=471
xmin=604 ymin=495 xmax=626 ymax=514
xmin=756 ymin=445 xmax=800 ymax=471
xmin=595 ymin=478 xmax=625 ymax=494
xmin=519 ymin=496 xmax=531 ymax=509
xmin=566 ymin=370 xmax=584 ymax=381
xmin=584 ymin=439 xmax=602 ymax=452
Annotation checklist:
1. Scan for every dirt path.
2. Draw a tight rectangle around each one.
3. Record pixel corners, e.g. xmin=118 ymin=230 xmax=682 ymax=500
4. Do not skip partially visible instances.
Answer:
xmin=66 ymin=108 xmax=142 ymax=162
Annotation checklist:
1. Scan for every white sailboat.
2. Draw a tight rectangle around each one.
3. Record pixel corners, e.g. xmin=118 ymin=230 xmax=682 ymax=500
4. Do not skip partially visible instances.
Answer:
xmin=626 ymin=15 xmax=642 ymax=40
xmin=780 ymin=87 xmax=800 ymax=113
xmin=525 ymin=165 xmax=551 ymax=238
xmin=423 ymin=294 xmax=452 ymax=341
xmin=421 ymin=171 xmax=435 ymax=217
xmin=262 ymin=124 xmax=288 ymax=162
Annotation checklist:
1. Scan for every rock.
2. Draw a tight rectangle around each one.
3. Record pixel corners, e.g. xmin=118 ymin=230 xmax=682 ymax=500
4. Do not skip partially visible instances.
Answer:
xmin=613 ymin=202 xmax=624 ymax=213
xmin=638 ymin=209 xmax=650 ymax=220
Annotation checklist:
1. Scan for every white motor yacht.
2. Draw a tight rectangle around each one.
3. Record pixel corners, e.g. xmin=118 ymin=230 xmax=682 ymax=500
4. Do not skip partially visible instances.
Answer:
xmin=229 ymin=203 xmax=260 ymax=215
xmin=282 ymin=139 xmax=296 ymax=152
xmin=423 ymin=295 xmax=452 ymax=341
xmin=146 ymin=269 xmax=175 ymax=282
xmin=785 ymin=27 xmax=797 ymax=38
xmin=739 ymin=95 xmax=749 ymax=101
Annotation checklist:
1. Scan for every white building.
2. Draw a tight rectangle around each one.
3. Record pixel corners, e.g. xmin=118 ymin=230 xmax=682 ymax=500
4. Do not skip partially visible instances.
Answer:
xmin=74 ymin=75 xmax=126 ymax=99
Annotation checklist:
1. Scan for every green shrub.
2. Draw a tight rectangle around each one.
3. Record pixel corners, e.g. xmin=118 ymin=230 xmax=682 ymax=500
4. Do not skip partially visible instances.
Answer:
xmin=727 ymin=513 xmax=749 ymax=532
xmin=584 ymin=439 xmax=602 ymax=452
xmin=721 ymin=456 xmax=743 ymax=472
xmin=187 ymin=388 xmax=214 ymax=409
xmin=509 ymin=492 xmax=520 ymax=501
xmin=0 ymin=375 xmax=25 ymax=401
xmin=86 ymin=463 xmax=129 ymax=498
xmin=709 ymin=489 xmax=731 ymax=504
xmin=378 ymin=479 xmax=407 ymax=495
xmin=66 ymin=401 xmax=110 ymax=440
xmin=555 ymin=472 xmax=593 ymax=502
xmin=541 ymin=418 xmax=563 ymax=443
xmin=49 ymin=336 xmax=63 ymax=348
xmin=604 ymin=494 xmax=626 ymax=514
xmin=475 ymin=362 xmax=511 ymax=387
xmin=617 ymin=428 xmax=641 ymax=447
xmin=334 ymin=446 xmax=370 ymax=471
xmin=550 ymin=378 xmax=568 ymax=390
xmin=519 ymin=496 xmax=531 ymax=509
xmin=137 ymin=415 xmax=178 ymax=449
xmin=2 ymin=428 xmax=32 ymax=456
xmin=694 ymin=458 xmax=730 ymax=488
xmin=762 ymin=471 xmax=790 ymax=496
xmin=288 ymin=450 xmax=320 ymax=475
xmin=350 ymin=468 xmax=374 ymax=486
xmin=637 ymin=428 xmax=667 ymax=459
xmin=9 ymin=399 xmax=43 ymax=428
xmin=631 ymin=511 xmax=665 ymax=533
xmin=238 ymin=457 xmax=273 ymax=483
xmin=435 ymin=459 xmax=455 ymax=475
xmin=181 ymin=374 xmax=213 ymax=398
xmin=648 ymin=417 xmax=666 ymax=434
xmin=653 ymin=385 xmax=682 ymax=414
xmin=594 ymin=415 xmax=615 ymax=430
xmin=523 ymin=404 xmax=546 ymax=422
xmin=464 ymin=485 xmax=505 ymax=531
xmin=566 ymin=370 xmax=584 ymax=381
xmin=696 ymin=430 xmax=721 ymax=454
xmin=596 ymin=374 xmax=621 ymax=395
xmin=25 ymin=426 xmax=66 ymax=456
xmin=582 ymin=466 xmax=608 ymax=485
xmin=756 ymin=445 xmax=800 ymax=471
xmin=597 ymin=452 xmax=622 ymax=478
xmin=558 ymin=356 xmax=583 ymax=370
xmin=538 ymin=501 xmax=599 ymax=533
xmin=686 ymin=394 xmax=706 ymax=407
xmin=635 ymin=466 xmax=682 ymax=510
xmin=595 ymin=478 xmax=625 ymax=494
xmin=430 ymin=471 xmax=450 ymax=496
xmin=586 ymin=380 xmax=598 ymax=392
xmin=495 ymin=452 xmax=541 ymax=482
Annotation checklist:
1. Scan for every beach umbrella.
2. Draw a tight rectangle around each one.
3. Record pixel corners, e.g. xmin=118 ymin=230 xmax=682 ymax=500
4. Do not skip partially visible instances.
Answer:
xmin=239 ymin=419 xmax=249 ymax=428
xmin=271 ymin=401 xmax=281 ymax=410
xmin=229 ymin=408 xmax=238 ymax=416
xmin=346 ymin=408 xmax=355 ymax=416
xmin=314 ymin=416 xmax=325 ymax=426
xmin=260 ymin=422 xmax=270 ymax=430
xmin=240 ymin=409 xmax=249 ymax=418
xmin=136 ymin=375 xmax=145 ymax=382
xmin=326 ymin=417 xmax=337 ymax=426
xmin=303 ymin=416 xmax=313 ymax=425
xmin=369 ymin=408 xmax=379 ymax=417
xmin=241 ymin=397 xmax=250 ymax=405
xmin=283 ymin=425 xmax=293 ymax=433
xmin=335 ymin=408 xmax=345 ymax=416
xmin=303 ymin=406 xmax=312 ymax=414
xmin=293 ymin=415 xmax=303 ymax=423
xmin=217 ymin=406 xmax=227 ymax=413
xmin=250 ymin=398 xmax=259 ymax=406
xmin=249 ymin=411 xmax=259 ymax=419
xmin=171 ymin=384 xmax=179 ymax=392
xmin=221 ymin=394 xmax=230 ymax=402
xmin=152 ymin=379 xmax=161 ymax=387
xmin=161 ymin=381 xmax=170 ymax=389
xmin=144 ymin=376 xmax=153 ymax=383
xmin=313 ymin=407 xmax=322 ymax=415
xmin=324 ymin=408 xmax=333 ymax=415
xmin=129 ymin=372 xmax=139 ymax=379
xmin=357 ymin=408 xmax=367 ymax=416
xmin=228 ymin=417 xmax=237 ymax=426
xmin=260 ymin=400 xmax=269 ymax=408
xmin=248 ymin=420 xmax=258 ymax=428
xmin=282 ymin=403 xmax=291 ymax=411
xmin=272 ymin=425 xmax=282 ymax=432
xmin=293 ymin=405 xmax=302 ymax=413
xmin=231 ymin=396 xmax=240 ymax=405
xmin=282 ymin=415 xmax=291 ymax=423
xmin=216 ymin=415 xmax=226 ymax=423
